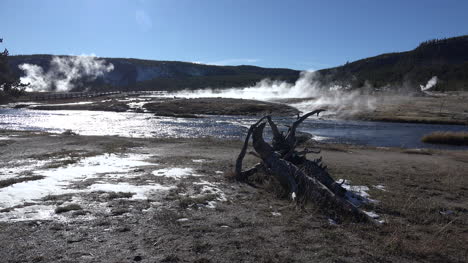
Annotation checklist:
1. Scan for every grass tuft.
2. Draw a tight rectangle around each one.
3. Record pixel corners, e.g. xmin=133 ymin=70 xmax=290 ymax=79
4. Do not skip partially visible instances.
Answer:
xmin=55 ymin=204 xmax=82 ymax=214
xmin=421 ymin=131 xmax=468 ymax=146
xmin=61 ymin=129 xmax=78 ymax=136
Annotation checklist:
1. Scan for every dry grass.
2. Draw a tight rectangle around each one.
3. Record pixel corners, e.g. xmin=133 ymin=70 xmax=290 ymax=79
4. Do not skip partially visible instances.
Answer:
xmin=55 ymin=204 xmax=82 ymax=214
xmin=178 ymin=194 xmax=218 ymax=209
xmin=422 ymin=131 xmax=468 ymax=145
xmin=375 ymin=117 xmax=468 ymax=126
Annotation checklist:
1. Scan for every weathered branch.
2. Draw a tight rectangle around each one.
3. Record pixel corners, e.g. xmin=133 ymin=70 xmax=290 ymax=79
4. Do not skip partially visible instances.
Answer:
xmin=285 ymin=109 xmax=325 ymax=145
xmin=235 ymin=116 xmax=268 ymax=181
xmin=251 ymin=122 xmax=371 ymax=222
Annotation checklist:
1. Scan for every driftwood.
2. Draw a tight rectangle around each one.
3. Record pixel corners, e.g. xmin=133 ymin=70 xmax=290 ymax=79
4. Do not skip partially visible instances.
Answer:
xmin=235 ymin=110 xmax=376 ymax=223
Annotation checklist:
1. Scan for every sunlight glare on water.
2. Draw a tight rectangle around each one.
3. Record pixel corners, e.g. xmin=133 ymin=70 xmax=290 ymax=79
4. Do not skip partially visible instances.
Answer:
xmin=1 ymin=108 xmax=467 ymax=149
xmin=0 ymin=109 xmax=248 ymax=138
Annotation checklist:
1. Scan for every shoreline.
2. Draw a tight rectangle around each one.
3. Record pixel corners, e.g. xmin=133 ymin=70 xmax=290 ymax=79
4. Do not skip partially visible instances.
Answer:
xmin=4 ymin=92 xmax=468 ymax=126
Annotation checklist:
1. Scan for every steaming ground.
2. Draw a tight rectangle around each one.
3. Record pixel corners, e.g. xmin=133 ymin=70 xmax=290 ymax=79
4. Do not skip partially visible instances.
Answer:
xmin=170 ymin=71 xmax=377 ymax=117
xmin=17 ymin=56 xmax=442 ymax=120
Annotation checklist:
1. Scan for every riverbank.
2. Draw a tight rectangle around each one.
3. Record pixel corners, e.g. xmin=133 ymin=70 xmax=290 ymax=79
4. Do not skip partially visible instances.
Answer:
xmin=0 ymin=130 xmax=466 ymax=262
xmin=352 ymin=92 xmax=468 ymax=125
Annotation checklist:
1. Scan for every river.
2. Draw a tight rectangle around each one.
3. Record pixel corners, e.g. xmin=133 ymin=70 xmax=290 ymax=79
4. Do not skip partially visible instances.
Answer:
xmin=1 ymin=108 xmax=467 ymax=149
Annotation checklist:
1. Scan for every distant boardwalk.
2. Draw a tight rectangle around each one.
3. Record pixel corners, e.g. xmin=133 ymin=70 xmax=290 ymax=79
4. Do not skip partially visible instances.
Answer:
xmin=19 ymin=90 xmax=165 ymax=102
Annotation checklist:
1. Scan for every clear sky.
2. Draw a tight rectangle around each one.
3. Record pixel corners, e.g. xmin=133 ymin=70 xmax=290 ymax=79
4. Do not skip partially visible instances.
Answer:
xmin=1 ymin=0 xmax=467 ymax=70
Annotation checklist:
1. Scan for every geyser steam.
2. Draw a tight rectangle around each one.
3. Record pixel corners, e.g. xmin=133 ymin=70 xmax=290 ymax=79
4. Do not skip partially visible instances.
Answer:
xmin=19 ymin=55 xmax=114 ymax=92
xmin=420 ymin=76 xmax=438 ymax=92
xmin=173 ymin=71 xmax=376 ymax=116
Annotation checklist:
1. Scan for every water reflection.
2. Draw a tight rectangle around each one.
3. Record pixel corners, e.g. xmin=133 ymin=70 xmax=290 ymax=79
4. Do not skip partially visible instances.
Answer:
xmin=1 ymin=108 xmax=467 ymax=149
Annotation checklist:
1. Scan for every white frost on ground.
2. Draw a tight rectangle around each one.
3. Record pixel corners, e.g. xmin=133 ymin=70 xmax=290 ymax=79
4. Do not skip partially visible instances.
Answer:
xmin=152 ymin=167 xmax=199 ymax=179
xmin=0 ymin=136 xmax=11 ymax=140
xmin=271 ymin=212 xmax=282 ymax=216
xmin=192 ymin=159 xmax=206 ymax=163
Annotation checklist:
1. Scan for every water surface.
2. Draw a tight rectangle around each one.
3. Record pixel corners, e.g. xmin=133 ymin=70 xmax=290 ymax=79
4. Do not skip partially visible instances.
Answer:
xmin=1 ymin=108 xmax=467 ymax=149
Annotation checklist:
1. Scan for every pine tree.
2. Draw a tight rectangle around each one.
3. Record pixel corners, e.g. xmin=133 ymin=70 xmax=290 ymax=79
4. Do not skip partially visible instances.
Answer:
xmin=0 ymin=40 xmax=27 ymax=102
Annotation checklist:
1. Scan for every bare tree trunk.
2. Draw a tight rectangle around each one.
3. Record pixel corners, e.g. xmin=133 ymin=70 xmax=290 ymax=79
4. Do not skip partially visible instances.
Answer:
xmin=234 ymin=110 xmax=376 ymax=223
xmin=235 ymin=116 xmax=268 ymax=181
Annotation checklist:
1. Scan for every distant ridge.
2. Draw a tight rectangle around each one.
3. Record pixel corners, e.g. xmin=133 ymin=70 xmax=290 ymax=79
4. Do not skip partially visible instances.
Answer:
xmin=317 ymin=35 xmax=468 ymax=91
xmin=7 ymin=35 xmax=468 ymax=92
xmin=8 ymin=55 xmax=300 ymax=92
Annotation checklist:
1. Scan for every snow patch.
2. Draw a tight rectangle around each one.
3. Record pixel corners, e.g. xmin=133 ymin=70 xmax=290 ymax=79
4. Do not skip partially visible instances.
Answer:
xmin=0 ymin=205 xmax=61 ymax=222
xmin=338 ymin=179 xmax=377 ymax=206
xmin=191 ymin=180 xmax=227 ymax=209
xmin=152 ymin=167 xmax=198 ymax=179
xmin=0 ymin=153 xmax=156 ymax=220
xmin=373 ymin=184 xmax=386 ymax=191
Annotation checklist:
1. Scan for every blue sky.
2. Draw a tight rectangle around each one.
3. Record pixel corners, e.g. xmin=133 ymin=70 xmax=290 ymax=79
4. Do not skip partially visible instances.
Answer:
xmin=1 ymin=0 xmax=467 ymax=70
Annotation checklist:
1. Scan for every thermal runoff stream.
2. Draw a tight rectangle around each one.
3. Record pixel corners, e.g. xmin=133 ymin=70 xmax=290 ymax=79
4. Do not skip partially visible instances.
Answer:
xmin=1 ymin=108 xmax=467 ymax=149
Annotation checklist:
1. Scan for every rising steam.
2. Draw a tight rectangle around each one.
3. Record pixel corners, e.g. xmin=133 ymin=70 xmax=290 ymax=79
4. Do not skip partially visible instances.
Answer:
xmin=420 ymin=76 xmax=438 ymax=92
xmin=172 ymin=71 xmax=376 ymax=116
xmin=19 ymin=55 xmax=114 ymax=92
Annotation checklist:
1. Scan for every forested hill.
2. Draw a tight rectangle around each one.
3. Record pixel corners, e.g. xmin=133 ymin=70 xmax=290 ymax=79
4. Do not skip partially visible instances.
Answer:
xmin=317 ymin=35 xmax=468 ymax=91
xmin=7 ymin=55 xmax=300 ymax=92
xmin=7 ymin=35 xmax=468 ymax=92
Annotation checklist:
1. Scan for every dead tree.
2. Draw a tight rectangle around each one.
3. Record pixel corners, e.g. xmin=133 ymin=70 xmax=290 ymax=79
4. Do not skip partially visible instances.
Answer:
xmin=235 ymin=110 xmax=376 ymax=223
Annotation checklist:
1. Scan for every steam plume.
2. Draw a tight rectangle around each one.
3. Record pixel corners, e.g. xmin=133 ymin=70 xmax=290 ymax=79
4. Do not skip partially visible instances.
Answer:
xmin=420 ymin=76 xmax=438 ymax=92
xmin=172 ymin=71 xmax=376 ymax=116
xmin=19 ymin=55 xmax=114 ymax=92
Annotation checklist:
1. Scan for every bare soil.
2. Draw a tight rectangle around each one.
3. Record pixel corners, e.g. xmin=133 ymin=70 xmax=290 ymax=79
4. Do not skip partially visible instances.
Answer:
xmin=0 ymin=130 xmax=467 ymax=262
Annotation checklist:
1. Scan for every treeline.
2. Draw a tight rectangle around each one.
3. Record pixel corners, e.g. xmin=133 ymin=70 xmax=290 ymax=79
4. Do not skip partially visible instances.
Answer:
xmin=8 ymin=55 xmax=300 ymax=92
xmin=0 ymin=46 xmax=27 ymax=102
xmin=317 ymin=35 xmax=468 ymax=91
xmin=417 ymin=35 xmax=468 ymax=49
